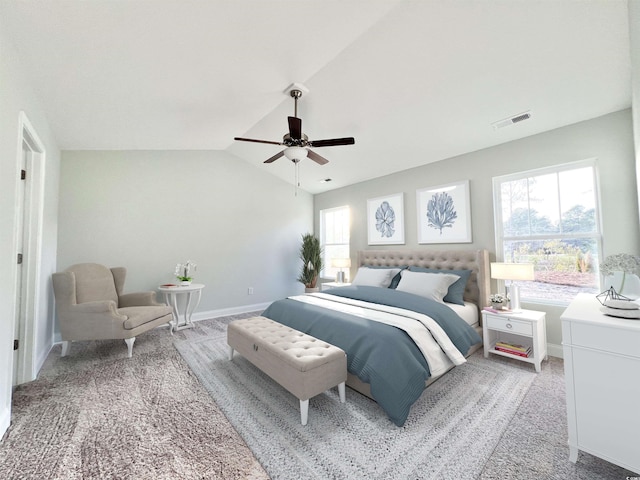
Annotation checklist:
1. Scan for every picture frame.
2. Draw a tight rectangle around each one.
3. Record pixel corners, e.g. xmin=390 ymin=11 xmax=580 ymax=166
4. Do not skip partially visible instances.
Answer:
xmin=367 ymin=193 xmax=405 ymax=245
xmin=416 ymin=180 xmax=472 ymax=244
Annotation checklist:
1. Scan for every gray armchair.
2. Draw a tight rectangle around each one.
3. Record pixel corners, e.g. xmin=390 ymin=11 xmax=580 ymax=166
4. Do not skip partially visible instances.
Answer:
xmin=52 ymin=263 xmax=173 ymax=357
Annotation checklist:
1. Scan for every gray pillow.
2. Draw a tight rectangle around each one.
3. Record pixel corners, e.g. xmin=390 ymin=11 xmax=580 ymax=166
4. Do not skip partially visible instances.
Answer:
xmin=408 ymin=266 xmax=472 ymax=305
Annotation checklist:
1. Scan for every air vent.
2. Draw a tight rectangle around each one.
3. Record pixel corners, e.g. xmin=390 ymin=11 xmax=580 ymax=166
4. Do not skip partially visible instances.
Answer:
xmin=492 ymin=111 xmax=532 ymax=130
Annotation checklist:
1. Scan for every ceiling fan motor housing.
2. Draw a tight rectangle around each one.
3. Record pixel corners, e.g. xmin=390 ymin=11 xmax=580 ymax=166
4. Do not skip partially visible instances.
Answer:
xmin=283 ymin=133 xmax=308 ymax=147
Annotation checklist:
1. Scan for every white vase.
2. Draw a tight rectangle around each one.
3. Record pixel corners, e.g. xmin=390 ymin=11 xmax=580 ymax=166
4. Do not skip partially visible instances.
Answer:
xmin=180 ymin=280 xmax=192 ymax=286
xmin=604 ymin=272 xmax=640 ymax=300
xmin=305 ymin=287 xmax=319 ymax=293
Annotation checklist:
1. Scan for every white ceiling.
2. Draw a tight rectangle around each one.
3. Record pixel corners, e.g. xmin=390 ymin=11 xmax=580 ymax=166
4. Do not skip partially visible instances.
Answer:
xmin=1 ymin=0 xmax=631 ymax=194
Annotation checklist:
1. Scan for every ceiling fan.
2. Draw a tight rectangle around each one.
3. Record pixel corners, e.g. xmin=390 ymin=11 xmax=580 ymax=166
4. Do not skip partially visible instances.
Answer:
xmin=234 ymin=84 xmax=355 ymax=165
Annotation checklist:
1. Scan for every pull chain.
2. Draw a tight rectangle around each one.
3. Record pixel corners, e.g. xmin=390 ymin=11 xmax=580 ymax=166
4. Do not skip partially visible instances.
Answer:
xmin=294 ymin=159 xmax=300 ymax=196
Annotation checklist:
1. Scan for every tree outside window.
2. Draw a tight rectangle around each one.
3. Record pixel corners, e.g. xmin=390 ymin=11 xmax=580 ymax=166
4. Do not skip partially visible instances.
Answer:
xmin=494 ymin=161 xmax=602 ymax=305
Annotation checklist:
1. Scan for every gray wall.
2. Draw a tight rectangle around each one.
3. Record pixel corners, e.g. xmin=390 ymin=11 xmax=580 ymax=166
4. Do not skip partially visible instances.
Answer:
xmin=58 ymin=150 xmax=313 ymax=321
xmin=314 ymin=109 xmax=639 ymax=354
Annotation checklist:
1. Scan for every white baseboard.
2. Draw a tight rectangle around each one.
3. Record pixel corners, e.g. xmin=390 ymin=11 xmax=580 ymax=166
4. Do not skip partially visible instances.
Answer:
xmin=547 ymin=342 xmax=563 ymax=359
xmin=0 ymin=405 xmax=10 ymax=441
xmin=191 ymin=302 xmax=271 ymax=322
xmin=34 ymin=343 xmax=54 ymax=381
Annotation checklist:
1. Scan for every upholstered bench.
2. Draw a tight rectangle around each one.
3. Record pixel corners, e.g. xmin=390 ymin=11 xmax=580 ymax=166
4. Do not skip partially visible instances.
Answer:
xmin=227 ymin=316 xmax=347 ymax=425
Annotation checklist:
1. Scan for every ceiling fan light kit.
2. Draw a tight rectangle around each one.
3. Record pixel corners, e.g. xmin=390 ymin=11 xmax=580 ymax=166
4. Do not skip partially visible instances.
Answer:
xmin=283 ymin=146 xmax=308 ymax=162
xmin=234 ymin=83 xmax=355 ymax=166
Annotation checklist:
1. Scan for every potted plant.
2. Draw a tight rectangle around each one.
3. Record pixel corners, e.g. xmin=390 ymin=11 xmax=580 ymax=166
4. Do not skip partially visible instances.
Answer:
xmin=490 ymin=293 xmax=507 ymax=310
xmin=175 ymin=260 xmax=196 ymax=286
xmin=297 ymin=233 xmax=323 ymax=292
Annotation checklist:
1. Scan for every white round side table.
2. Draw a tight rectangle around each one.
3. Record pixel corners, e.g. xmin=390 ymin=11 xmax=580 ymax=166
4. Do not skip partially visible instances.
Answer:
xmin=158 ymin=283 xmax=205 ymax=333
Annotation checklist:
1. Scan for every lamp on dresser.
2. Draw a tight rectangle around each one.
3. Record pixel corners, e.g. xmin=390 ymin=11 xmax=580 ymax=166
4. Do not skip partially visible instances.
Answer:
xmin=331 ymin=258 xmax=351 ymax=283
xmin=490 ymin=262 xmax=534 ymax=311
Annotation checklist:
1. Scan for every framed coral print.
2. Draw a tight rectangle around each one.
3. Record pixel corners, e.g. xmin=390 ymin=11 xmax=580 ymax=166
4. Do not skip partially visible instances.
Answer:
xmin=417 ymin=180 xmax=472 ymax=244
xmin=367 ymin=193 xmax=405 ymax=245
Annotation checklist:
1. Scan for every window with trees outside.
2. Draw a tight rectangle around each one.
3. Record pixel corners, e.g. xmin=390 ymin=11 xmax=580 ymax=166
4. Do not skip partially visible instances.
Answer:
xmin=493 ymin=160 xmax=602 ymax=305
xmin=320 ymin=205 xmax=350 ymax=280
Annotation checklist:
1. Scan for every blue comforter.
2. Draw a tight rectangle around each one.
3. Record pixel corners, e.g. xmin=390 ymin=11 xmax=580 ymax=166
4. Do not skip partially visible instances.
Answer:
xmin=261 ymin=285 xmax=481 ymax=426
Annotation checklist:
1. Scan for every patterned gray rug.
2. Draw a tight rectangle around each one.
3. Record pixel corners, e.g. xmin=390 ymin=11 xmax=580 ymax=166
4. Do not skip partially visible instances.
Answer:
xmin=175 ymin=333 xmax=537 ymax=480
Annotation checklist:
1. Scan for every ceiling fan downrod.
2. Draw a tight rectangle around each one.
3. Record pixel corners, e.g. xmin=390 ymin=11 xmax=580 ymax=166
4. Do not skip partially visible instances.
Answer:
xmin=290 ymin=89 xmax=302 ymax=118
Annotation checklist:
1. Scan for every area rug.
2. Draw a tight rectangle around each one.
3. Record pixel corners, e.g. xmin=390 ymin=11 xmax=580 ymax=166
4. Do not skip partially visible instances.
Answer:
xmin=175 ymin=333 xmax=537 ymax=480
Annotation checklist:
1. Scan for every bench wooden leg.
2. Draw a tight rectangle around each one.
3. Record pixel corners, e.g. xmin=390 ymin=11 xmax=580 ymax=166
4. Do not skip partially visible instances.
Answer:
xmin=228 ymin=345 xmax=234 ymax=360
xmin=300 ymin=399 xmax=309 ymax=425
xmin=338 ymin=382 xmax=346 ymax=403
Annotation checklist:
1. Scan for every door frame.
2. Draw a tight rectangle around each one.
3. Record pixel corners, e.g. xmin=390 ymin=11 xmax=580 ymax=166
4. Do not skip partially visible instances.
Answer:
xmin=13 ymin=111 xmax=46 ymax=385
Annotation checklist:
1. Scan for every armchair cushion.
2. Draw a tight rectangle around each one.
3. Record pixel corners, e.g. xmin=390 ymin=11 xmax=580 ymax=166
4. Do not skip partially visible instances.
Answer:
xmin=119 ymin=291 xmax=162 ymax=307
xmin=120 ymin=306 xmax=173 ymax=330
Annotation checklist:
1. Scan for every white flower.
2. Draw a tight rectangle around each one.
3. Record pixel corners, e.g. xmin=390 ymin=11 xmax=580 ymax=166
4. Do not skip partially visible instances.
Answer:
xmin=490 ymin=293 xmax=506 ymax=303
xmin=175 ymin=260 xmax=197 ymax=280
xmin=599 ymin=254 xmax=640 ymax=276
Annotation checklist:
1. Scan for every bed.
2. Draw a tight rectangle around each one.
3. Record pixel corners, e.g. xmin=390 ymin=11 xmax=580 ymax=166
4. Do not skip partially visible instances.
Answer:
xmin=261 ymin=249 xmax=490 ymax=426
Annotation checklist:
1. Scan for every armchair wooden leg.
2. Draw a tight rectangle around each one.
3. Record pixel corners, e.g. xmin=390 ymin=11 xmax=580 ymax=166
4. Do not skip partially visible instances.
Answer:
xmin=125 ymin=337 xmax=136 ymax=358
xmin=61 ymin=341 xmax=70 ymax=357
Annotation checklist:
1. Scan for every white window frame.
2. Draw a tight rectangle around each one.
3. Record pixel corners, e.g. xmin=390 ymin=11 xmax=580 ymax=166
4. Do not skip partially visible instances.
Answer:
xmin=492 ymin=159 xmax=603 ymax=306
xmin=319 ymin=205 xmax=350 ymax=280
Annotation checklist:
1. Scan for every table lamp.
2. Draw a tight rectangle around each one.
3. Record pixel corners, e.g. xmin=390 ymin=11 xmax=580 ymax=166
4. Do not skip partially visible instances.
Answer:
xmin=490 ymin=262 xmax=534 ymax=311
xmin=331 ymin=258 xmax=351 ymax=283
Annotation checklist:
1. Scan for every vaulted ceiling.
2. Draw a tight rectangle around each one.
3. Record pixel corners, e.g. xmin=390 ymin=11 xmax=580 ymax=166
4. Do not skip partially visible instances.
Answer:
xmin=0 ymin=0 xmax=631 ymax=193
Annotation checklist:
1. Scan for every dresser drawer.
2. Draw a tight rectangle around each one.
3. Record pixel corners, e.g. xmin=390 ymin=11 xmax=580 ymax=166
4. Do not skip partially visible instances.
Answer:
xmin=570 ymin=322 xmax=640 ymax=359
xmin=485 ymin=315 xmax=533 ymax=336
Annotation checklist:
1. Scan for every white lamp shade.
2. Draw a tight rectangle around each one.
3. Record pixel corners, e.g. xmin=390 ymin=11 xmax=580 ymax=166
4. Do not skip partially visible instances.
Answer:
xmin=490 ymin=262 xmax=534 ymax=281
xmin=331 ymin=258 xmax=351 ymax=269
xmin=284 ymin=146 xmax=308 ymax=161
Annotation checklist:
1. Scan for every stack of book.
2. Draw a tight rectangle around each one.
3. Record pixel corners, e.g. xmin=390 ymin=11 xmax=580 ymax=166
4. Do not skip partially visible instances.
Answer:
xmin=494 ymin=341 xmax=531 ymax=357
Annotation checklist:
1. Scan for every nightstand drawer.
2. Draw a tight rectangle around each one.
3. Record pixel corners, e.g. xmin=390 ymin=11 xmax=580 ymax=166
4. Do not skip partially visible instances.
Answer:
xmin=485 ymin=315 xmax=533 ymax=336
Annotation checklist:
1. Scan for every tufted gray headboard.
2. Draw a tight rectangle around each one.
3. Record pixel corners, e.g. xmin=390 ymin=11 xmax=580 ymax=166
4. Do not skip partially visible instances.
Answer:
xmin=356 ymin=249 xmax=490 ymax=313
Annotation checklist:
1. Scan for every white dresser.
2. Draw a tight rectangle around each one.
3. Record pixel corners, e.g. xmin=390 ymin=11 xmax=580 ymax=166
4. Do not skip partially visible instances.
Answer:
xmin=561 ymin=293 xmax=640 ymax=474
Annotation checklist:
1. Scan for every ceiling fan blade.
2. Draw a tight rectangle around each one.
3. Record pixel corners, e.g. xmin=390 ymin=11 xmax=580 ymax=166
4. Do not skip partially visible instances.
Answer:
xmin=288 ymin=116 xmax=302 ymax=140
xmin=234 ymin=137 xmax=283 ymax=146
xmin=307 ymin=149 xmax=329 ymax=165
xmin=308 ymin=137 xmax=355 ymax=147
xmin=264 ymin=150 xmax=285 ymax=164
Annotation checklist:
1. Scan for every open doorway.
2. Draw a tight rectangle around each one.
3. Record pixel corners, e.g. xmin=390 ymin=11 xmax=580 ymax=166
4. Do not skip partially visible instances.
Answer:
xmin=13 ymin=112 xmax=45 ymax=386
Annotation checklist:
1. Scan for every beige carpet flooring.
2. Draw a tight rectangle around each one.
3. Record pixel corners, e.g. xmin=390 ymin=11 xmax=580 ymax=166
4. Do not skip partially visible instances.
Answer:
xmin=1 ymin=312 xmax=637 ymax=479
xmin=0 ymin=312 xmax=268 ymax=480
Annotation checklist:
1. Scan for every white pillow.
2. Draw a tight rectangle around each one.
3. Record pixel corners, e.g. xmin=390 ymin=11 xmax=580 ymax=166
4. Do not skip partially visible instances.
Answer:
xmin=351 ymin=267 xmax=400 ymax=288
xmin=396 ymin=270 xmax=460 ymax=302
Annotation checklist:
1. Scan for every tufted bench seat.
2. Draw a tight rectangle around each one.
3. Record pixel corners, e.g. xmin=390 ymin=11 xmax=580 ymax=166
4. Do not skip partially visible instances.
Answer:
xmin=227 ymin=316 xmax=347 ymax=425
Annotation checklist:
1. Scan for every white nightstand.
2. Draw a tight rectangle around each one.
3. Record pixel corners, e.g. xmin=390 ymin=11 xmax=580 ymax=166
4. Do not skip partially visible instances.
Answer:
xmin=482 ymin=308 xmax=547 ymax=372
xmin=321 ymin=282 xmax=351 ymax=291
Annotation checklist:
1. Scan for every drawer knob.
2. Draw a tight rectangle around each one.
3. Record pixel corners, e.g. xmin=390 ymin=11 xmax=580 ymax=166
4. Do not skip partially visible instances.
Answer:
xmin=506 ymin=323 xmax=512 ymax=329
